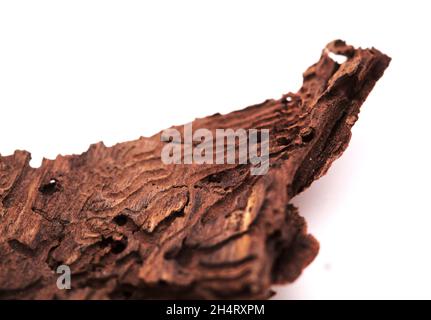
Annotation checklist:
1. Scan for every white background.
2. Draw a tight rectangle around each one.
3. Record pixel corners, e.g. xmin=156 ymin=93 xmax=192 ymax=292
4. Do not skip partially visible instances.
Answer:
xmin=1 ymin=1 xmax=430 ymax=299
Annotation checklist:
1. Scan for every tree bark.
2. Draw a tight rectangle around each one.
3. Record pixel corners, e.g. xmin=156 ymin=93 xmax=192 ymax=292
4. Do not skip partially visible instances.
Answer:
xmin=0 ymin=40 xmax=390 ymax=299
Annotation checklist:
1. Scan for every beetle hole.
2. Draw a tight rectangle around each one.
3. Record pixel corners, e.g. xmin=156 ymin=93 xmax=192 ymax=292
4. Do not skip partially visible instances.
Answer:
xmin=113 ymin=214 xmax=128 ymax=226
xmin=277 ymin=137 xmax=291 ymax=146
xmin=111 ymin=239 xmax=127 ymax=254
xmin=328 ymin=51 xmax=347 ymax=64
xmin=283 ymin=95 xmax=292 ymax=103
xmin=208 ymin=173 xmax=222 ymax=183
xmin=39 ymin=179 xmax=60 ymax=195
xmin=300 ymin=128 xmax=316 ymax=143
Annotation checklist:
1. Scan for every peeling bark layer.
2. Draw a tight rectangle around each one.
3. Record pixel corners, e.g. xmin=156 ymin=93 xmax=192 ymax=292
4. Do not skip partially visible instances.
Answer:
xmin=0 ymin=40 xmax=390 ymax=299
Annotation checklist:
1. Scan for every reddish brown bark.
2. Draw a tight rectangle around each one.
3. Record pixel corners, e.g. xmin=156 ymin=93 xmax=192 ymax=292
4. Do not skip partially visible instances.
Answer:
xmin=0 ymin=40 xmax=390 ymax=299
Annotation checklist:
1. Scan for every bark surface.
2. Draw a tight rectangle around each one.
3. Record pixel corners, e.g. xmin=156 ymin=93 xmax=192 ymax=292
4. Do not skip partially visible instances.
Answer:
xmin=0 ymin=40 xmax=390 ymax=299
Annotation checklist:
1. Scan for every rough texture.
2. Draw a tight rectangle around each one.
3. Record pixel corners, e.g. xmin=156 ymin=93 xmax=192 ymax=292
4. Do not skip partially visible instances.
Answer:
xmin=0 ymin=40 xmax=390 ymax=299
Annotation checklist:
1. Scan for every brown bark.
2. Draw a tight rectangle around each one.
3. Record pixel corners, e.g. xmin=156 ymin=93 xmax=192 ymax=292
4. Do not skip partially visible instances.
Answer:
xmin=0 ymin=40 xmax=390 ymax=299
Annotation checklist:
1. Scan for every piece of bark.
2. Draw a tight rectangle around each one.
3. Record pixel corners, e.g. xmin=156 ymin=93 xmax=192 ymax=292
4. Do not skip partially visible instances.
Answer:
xmin=0 ymin=40 xmax=390 ymax=299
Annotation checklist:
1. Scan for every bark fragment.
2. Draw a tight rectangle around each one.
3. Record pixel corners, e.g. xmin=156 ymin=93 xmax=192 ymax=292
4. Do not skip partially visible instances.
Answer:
xmin=0 ymin=40 xmax=390 ymax=299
